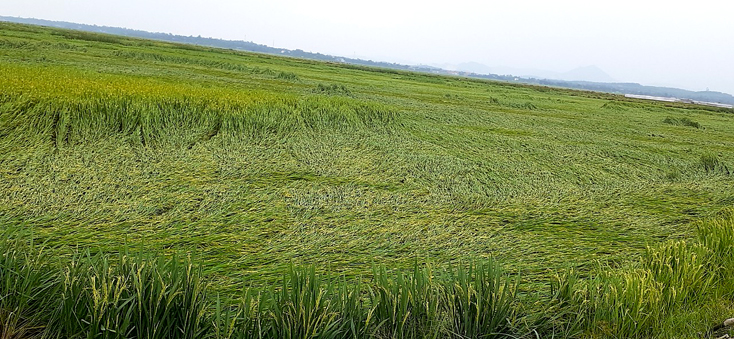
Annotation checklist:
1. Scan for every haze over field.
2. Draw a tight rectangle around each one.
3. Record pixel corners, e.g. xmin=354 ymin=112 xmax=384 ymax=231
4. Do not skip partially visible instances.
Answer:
xmin=2 ymin=0 xmax=733 ymax=95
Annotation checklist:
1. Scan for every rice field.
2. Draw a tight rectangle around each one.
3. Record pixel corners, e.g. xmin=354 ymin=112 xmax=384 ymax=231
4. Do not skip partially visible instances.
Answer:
xmin=1 ymin=21 xmax=734 ymax=338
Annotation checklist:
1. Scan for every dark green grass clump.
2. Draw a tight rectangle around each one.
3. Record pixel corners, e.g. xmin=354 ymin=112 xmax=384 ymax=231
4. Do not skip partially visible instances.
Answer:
xmin=663 ymin=116 xmax=701 ymax=129
xmin=57 ymin=30 xmax=127 ymax=45
xmin=313 ymin=83 xmax=352 ymax=96
xmin=699 ymin=153 xmax=730 ymax=175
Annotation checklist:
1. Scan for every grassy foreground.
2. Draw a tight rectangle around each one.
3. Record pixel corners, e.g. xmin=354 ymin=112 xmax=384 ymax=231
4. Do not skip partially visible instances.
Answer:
xmin=2 ymin=213 xmax=734 ymax=338
xmin=1 ymin=22 xmax=734 ymax=337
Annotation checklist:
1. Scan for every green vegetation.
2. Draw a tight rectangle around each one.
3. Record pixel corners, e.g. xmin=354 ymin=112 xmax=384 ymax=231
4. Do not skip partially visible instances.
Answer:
xmin=5 ymin=16 xmax=734 ymax=107
xmin=3 ymin=214 xmax=734 ymax=338
xmin=663 ymin=116 xmax=701 ymax=129
xmin=1 ymin=22 xmax=733 ymax=337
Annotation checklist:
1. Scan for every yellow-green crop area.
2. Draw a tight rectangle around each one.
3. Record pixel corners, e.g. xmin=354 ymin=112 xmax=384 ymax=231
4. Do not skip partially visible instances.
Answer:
xmin=2 ymin=22 xmax=734 ymax=338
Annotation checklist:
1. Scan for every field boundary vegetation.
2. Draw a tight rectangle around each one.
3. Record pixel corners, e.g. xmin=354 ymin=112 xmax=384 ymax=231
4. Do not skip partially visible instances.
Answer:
xmin=1 ymin=212 xmax=733 ymax=338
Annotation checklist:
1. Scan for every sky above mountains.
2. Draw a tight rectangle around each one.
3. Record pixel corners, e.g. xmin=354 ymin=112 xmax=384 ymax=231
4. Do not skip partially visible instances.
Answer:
xmin=3 ymin=0 xmax=733 ymax=94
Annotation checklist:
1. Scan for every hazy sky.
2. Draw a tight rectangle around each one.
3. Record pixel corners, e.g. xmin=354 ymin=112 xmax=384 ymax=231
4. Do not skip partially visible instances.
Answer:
xmin=3 ymin=0 xmax=733 ymax=94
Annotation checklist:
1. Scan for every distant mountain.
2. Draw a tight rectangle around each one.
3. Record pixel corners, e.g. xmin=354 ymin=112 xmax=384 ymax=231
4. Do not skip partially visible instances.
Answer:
xmin=453 ymin=62 xmax=494 ymax=75
xmin=561 ymin=66 xmax=615 ymax=83
xmin=1 ymin=16 xmax=732 ymax=106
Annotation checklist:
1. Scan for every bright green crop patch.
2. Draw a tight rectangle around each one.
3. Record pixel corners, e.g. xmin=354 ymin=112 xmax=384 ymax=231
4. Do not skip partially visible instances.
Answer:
xmin=1 ymin=20 xmax=733 ymax=299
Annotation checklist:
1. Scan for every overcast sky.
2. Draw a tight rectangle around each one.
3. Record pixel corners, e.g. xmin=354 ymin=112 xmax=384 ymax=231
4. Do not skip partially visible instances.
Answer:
xmin=3 ymin=0 xmax=733 ymax=94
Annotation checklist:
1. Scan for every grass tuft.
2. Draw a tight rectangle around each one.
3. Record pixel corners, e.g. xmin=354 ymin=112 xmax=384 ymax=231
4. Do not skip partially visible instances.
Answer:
xmin=313 ymin=83 xmax=352 ymax=96
xmin=0 ymin=233 xmax=57 ymax=339
xmin=443 ymin=260 xmax=517 ymax=339
xmin=699 ymin=153 xmax=730 ymax=175
xmin=663 ymin=116 xmax=701 ymax=129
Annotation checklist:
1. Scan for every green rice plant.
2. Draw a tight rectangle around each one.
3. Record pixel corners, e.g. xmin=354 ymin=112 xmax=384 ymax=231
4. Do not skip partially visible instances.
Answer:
xmin=51 ymin=252 xmax=211 ymax=339
xmin=212 ymin=289 xmax=269 ymax=339
xmin=532 ymin=270 xmax=590 ymax=339
xmin=536 ymin=268 xmax=665 ymax=338
xmin=443 ymin=260 xmax=517 ymax=339
xmin=517 ymin=102 xmax=537 ymax=110
xmin=133 ymin=255 xmax=210 ymax=339
xmin=0 ymin=235 xmax=58 ymax=339
xmin=697 ymin=213 xmax=734 ymax=265
xmin=642 ymin=241 xmax=714 ymax=307
xmin=111 ymin=50 xmax=252 ymax=73
xmin=3 ymin=22 xmax=734 ymax=339
xmin=53 ymin=254 xmax=92 ymax=338
xmin=664 ymin=168 xmax=682 ymax=181
xmin=533 ymin=213 xmax=734 ymax=338
xmin=0 ymin=78 xmax=399 ymax=149
xmin=588 ymin=269 xmax=664 ymax=338
xmin=252 ymin=67 xmax=277 ymax=77
xmin=333 ymin=278 xmax=374 ymax=339
xmin=85 ymin=257 xmax=135 ymax=339
xmin=266 ymin=266 xmax=342 ymax=339
xmin=600 ymin=101 xmax=627 ymax=111
xmin=369 ymin=265 xmax=442 ymax=339
xmin=697 ymin=213 xmax=734 ymax=297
